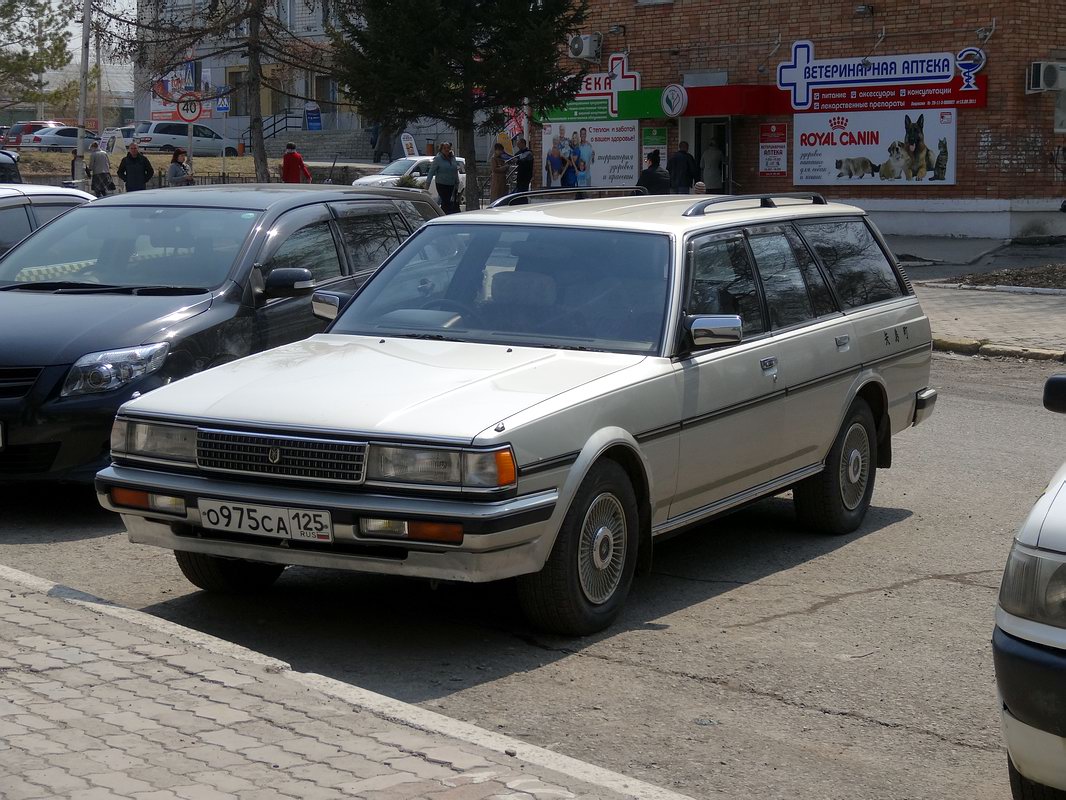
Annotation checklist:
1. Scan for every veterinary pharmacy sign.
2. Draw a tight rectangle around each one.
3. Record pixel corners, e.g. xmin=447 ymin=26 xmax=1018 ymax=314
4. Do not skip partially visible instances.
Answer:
xmin=778 ymin=41 xmax=986 ymax=111
xmin=794 ymin=109 xmax=956 ymax=185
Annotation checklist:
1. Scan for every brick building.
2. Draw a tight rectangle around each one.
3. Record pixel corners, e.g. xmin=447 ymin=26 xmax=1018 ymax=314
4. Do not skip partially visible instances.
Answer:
xmin=537 ymin=2 xmax=1066 ymax=238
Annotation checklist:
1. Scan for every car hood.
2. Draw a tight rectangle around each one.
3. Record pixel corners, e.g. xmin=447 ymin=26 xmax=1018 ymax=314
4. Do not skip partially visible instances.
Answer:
xmin=0 ymin=291 xmax=212 ymax=367
xmin=121 ymin=334 xmax=645 ymax=441
xmin=352 ymin=175 xmax=399 ymax=186
xmin=1017 ymin=461 xmax=1066 ymax=554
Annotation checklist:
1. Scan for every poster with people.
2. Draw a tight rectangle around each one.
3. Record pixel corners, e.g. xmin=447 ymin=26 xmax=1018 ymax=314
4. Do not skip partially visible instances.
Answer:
xmin=793 ymin=109 xmax=956 ymax=185
xmin=541 ymin=121 xmax=638 ymax=189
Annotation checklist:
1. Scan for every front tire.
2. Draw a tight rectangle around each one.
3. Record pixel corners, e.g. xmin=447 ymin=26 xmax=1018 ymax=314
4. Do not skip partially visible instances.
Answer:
xmin=174 ymin=550 xmax=284 ymax=593
xmin=224 ymin=147 xmax=238 ymax=157
xmin=1008 ymin=756 xmax=1066 ymax=800
xmin=517 ymin=460 xmax=638 ymax=636
xmin=794 ymin=397 xmax=877 ymax=535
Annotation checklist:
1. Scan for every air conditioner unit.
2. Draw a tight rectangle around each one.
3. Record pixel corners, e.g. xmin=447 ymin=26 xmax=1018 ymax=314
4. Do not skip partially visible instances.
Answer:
xmin=1027 ymin=61 xmax=1066 ymax=93
xmin=568 ymin=33 xmax=602 ymax=62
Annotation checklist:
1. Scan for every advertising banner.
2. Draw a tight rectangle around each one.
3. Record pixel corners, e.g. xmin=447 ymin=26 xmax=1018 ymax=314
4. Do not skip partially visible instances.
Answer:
xmin=759 ymin=123 xmax=787 ymax=177
xmin=793 ymin=109 xmax=956 ymax=185
xmin=543 ymin=53 xmax=640 ymax=121
xmin=541 ymin=120 xmax=638 ymax=188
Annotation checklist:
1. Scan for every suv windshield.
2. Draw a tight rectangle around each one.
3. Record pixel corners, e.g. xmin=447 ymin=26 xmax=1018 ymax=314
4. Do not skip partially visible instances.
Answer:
xmin=379 ymin=158 xmax=418 ymax=176
xmin=0 ymin=205 xmax=261 ymax=289
xmin=332 ymin=224 xmax=672 ymax=355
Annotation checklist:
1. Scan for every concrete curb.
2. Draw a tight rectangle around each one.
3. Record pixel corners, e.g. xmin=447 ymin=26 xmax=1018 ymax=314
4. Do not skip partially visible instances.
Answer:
xmin=932 ymin=337 xmax=1066 ymax=361
xmin=0 ymin=562 xmax=695 ymax=800
xmin=915 ymin=281 xmax=1066 ymax=297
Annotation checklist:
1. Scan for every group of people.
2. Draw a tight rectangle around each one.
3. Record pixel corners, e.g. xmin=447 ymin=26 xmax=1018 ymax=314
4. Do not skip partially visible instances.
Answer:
xmin=70 ymin=141 xmax=198 ymax=197
xmin=543 ymin=126 xmax=595 ymax=189
xmin=637 ymin=139 xmax=726 ymax=196
xmin=426 ymin=137 xmax=534 ymax=211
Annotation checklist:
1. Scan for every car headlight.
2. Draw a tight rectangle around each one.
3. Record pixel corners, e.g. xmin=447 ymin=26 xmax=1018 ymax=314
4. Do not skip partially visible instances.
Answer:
xmin=62 ymin=343 xmax=169 ymax=397
xmin=366 ymin=445 xmax=516 ymax=489
xmin=999 ymin=541 xmax=1066 ymax=629
xmin=111 ymin=418 xmax=197 ymax=463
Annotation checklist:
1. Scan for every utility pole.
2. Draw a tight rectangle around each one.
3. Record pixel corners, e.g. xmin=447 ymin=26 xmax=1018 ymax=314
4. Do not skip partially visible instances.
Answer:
xmin=35 ymin=21 xmax=45 ymax=119
xmin=95 ymin=34 xmax=104 ymax=135
xmin=75 ymin=0 xmax=92 ymax=180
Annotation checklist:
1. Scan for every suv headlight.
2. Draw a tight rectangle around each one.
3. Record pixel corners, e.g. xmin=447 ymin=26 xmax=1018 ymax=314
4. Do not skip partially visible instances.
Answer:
xmin=366 ymin=445 xmax=516 ymax=489
xmin=111 ymin=418 xmax=197 ymax=463
xmin=999 ymin=541 xmax=1066 ymax=629
xmin=62 ymin=343 xmax=169 ymax=397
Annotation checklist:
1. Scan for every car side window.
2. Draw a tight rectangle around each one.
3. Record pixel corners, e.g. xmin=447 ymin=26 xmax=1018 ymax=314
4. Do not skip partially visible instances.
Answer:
xmin=784 ymin=226 xmax=837 ymax=318
xmin=395 ymin=199 xmax=439 ymax=232
xmin=334 ymin=212 xmax=406 ymax=273
xmin=797 ymin=219 xmax=904 ymax=309
xmin=30 ymin=204 xmax=80 ymax=227
xmin=57 ymin=128 xmax=77 ymax=138
xmin=262 ymin=221 xmax=342 ymax=284
xmin=194 ymin=125 xmax=219 ymax=139
xmin=746 ymin=228 xmax=816 ymax=330
xmin=0 ymin=205 xmax=33 ymax=253
xmin=687 ymin=233 xmax=766 ymax=337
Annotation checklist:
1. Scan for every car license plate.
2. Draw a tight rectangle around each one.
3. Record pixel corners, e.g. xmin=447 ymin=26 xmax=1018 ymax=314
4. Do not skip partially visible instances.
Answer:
xmin=198 ymin=499 xmax=333 ymax=543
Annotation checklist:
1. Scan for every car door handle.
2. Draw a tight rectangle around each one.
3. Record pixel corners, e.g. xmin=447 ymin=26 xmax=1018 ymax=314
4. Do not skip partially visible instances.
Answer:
xmin=835 ymin=334 xmax=850 ymax=348
xmin=760 ymin=356 xmax=778 ymax=371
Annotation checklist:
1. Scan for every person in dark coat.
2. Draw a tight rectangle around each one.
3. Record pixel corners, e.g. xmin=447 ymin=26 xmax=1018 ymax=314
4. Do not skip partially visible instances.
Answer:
xmin=666 ymin=141 xmax=699 ymax=194
xmin=636 ymin=150 xmax=670 ymax=195
xmin=117 ymin=142 xmax=155 ymax=191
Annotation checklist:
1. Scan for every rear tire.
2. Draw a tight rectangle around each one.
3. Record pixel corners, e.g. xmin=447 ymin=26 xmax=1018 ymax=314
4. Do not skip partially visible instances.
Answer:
xmin=174 ymin=550 xmax=284 ymax=593
xmin=517 ymin=460 xmax=638 ymax=636
xmin=224 ymin=147 xmax=238 ymax=157
xmin=794 ymin=397 xmax=877 ymax=535
xmin=1008 ymin=756 xmax=1066 ymax=800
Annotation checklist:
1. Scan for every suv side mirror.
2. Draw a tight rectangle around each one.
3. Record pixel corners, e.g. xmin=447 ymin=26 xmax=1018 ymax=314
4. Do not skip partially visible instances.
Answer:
xmin=264 ymin=267 xmax=315 ymax=299
xmin=312 ymin=290 xmax=351 ymax=321
xmin=1044 ymin=375 xmax=1066 ymax=413
xmin=687 ymin=315 xmax=743 ymax=350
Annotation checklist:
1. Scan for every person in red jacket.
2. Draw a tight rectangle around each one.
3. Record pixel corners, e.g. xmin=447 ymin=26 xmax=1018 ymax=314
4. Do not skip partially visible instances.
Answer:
xmin=281 ymin=142 xmax=312 ymax=183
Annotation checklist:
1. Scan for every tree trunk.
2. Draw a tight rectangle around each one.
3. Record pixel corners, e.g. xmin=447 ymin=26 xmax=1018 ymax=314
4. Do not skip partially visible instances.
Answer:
xmin=247 ymin=0 xmax=270 ymax=182
xmin=460 ymin=118 xmax=479 ymax=212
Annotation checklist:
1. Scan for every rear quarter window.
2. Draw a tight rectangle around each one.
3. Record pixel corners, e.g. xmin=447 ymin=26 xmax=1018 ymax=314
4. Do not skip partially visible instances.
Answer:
xmin=797 ymin=218 xmax=904 ymax=309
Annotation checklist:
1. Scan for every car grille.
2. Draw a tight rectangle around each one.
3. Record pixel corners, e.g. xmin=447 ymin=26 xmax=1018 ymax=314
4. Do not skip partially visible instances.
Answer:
xmin=0 ymin=367 xmax=43 ymax=399
xmin=0 ymin=443 xmax=61 ymax=474
xmin=196 ymin=428 xmax=368 ymax=485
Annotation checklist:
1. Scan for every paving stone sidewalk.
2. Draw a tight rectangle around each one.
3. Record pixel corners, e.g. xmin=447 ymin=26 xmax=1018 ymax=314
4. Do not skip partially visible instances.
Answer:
xmin=913 ymin=283 xmax=1066 ymax=353
xmin=0 ymin=572 xmax=665 ymax=800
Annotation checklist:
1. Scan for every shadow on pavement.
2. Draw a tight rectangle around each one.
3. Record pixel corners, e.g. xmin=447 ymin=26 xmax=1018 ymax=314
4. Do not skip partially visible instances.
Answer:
xmin=0 ymin=483 xmax=122 ymax=542
xmin=138 ymin=495 xmax=911 ymax=704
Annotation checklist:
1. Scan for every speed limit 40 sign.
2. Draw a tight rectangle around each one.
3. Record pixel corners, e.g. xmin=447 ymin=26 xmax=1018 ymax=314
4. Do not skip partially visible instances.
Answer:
xmin=176 ymin=93 xmax=203 ymax=123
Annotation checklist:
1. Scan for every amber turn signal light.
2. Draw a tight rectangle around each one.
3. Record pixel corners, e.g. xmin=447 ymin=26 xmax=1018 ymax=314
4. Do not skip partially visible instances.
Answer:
xmin=407 ymin=521 xmax=464 ymax=544
xmin=110 ymin=487 xmax=151 ymax=509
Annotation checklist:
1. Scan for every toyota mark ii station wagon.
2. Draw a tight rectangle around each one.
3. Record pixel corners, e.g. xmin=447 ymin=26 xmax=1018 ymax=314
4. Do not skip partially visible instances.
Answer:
xmin=97 ymin=191 xmax=937 ymax=635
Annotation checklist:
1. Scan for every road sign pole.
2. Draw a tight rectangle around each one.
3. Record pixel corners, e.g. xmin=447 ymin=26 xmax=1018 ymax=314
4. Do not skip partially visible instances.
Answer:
xmin=188 ymin=122 xmax=194 ymax=173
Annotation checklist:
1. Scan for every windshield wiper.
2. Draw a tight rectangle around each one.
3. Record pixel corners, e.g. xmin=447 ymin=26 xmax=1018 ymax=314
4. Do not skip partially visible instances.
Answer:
xmin=0 ymin=282 xmax=207 ymax=295
xmin=388 ymin=332 xmax=463 ymax=342
xmin=0 ymin=281 xmax=121 ymax=292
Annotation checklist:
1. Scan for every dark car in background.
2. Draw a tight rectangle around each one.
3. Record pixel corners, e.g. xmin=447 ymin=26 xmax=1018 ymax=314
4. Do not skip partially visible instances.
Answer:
xmin=0 ymin=184 xmax=442 ymax=482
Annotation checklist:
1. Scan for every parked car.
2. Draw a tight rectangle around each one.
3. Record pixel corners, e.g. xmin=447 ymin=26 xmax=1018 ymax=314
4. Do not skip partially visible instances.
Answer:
xmin=0 ymin=184 xmax=442 ymax=483
xmin=994 ymin=373 xmax=1066 ymax=800
xmin=133 ymin=122 xmax=238 ymax=157
xmin=96 ymin=191 xmax=936 ymax=635
xmin=353 ymin=156 xmax=467 ymax=197
xmin=0 ymin=184 xmax=94 ymax=256
xmin=21 ymin=127 xmax=99 ymax=152
xmin=2 ymin=121 xmax=64 ymax=149
xmin=0 ymin=150 xmax=22 ymax=183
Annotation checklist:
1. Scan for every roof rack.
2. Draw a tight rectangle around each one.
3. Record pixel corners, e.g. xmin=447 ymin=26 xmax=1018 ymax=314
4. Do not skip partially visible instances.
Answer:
xmin=682 ymin=192 xmax=827 ymax=217
xmin=488 ymin=186 xmax=648 ymax=208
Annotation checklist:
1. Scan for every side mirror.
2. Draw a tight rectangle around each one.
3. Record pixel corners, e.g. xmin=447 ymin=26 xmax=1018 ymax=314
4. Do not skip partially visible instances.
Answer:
xmin=312 ymin=290 xmax=351 ymax=321
xmin=264 ymin=267 xmax=315 ymax=299
xmin=1044 ymin=375 xmax=1066 ymax=413
xmin=687 ymin=315 xmax=743 ymax=350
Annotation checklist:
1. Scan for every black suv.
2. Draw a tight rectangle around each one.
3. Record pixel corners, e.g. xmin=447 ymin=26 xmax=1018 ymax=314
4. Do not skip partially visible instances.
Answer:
xmin=0 ymin=184 xmax=442 ymax=482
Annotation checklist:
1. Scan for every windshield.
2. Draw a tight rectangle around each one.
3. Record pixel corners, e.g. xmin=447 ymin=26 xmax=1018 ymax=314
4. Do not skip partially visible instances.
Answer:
xmin=332 ymin=224 xmax=672 ymax=355
xmin=380 ymin=158 xmax=418 ymax=176
xmin=0 ymin=205 xmax=261 ymax=289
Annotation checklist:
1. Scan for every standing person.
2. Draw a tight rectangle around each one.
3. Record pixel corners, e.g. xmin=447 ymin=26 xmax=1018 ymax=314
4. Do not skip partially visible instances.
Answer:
xmin=636 ymin=150 xmax=671 ymax=195
xmin=166 ymin=148 xmax=195 ymax=187
xmin=425 ymin=141 xmax=460 ymax=213
xmin=281 ymin=141 xmax=312 ymax=183
xmin=667 ymin=141 xmax=699 ymax=194
xmin=700 ymin=138 xmax=725 ymax=193
xmin=544 ymin=145 xmax=563 ymax=188
xmin=87 ymin=141 xmax=113 ymax=198
xmin=489 ymin=142 xmax=509 ymax=202
xmin=117 ymin=141 xmax=155 ymax=192
xmin=511 ymin=137 xmax=533 ymax=194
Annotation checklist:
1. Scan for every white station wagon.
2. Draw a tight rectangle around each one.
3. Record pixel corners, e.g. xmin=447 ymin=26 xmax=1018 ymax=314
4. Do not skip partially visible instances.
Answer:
xmin=97 ymin=191 xmax=937 ymax=635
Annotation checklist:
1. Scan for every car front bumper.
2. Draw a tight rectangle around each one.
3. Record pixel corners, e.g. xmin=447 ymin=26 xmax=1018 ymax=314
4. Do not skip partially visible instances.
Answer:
xmin=95 ymin=464 xmax=558 ymax=583
xmin=994 ymin=625 xmax=1066 ymax=791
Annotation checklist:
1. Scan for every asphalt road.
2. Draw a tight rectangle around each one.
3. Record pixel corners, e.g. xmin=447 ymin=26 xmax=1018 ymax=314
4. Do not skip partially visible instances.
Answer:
xmin=3 ymin=353 xmax=1064 ymax=799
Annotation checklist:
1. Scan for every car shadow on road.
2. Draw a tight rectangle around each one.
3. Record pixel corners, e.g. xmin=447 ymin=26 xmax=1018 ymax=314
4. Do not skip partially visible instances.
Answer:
xmin=137 ymin=495 xmax=912 ymax=705
xmin=0 ymin=483 xmax=122 ymax=542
